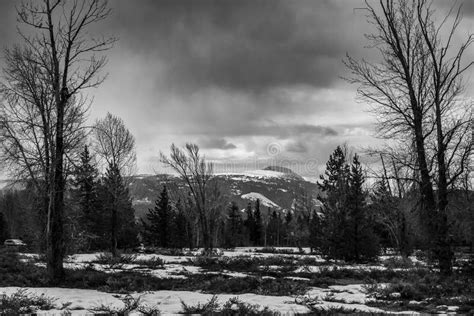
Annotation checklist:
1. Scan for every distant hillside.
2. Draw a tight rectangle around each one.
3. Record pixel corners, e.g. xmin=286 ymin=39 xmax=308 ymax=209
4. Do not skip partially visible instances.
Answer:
xmin=129 ymin=167 xmax=320 ymax=219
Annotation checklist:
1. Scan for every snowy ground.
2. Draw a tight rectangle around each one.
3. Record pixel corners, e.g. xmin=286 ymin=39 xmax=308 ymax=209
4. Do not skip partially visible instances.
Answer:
xmin=1 ymin=248 xmax=461 ymax=315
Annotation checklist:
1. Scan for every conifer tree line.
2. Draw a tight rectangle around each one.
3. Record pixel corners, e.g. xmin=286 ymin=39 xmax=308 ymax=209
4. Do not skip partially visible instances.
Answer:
xmin=1 ymin=142 xmax=472 ymax=266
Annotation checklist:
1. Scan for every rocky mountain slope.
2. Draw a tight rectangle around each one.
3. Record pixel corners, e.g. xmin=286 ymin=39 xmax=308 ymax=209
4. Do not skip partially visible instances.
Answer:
xmin=129 ymin=167 xmax=320 ymax=218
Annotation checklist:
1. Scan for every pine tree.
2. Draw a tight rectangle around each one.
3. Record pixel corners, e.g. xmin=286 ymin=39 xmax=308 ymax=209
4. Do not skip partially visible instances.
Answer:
xmin=143 ymin=186 xmax=172 ymax=248
xmin=253 ymin=199 xmax=263 ymax=246
xmin=0 ymin=212 xmax=9 ymax=242
xmin=309 ymin=210 xmax=322 ymax=253
xmin=74 ymin=145 xmax=100 ymax=250
xmin=101 ymin=162 xmax=139 ymax=254
xmin=244 ymin=202 xmax=255 ymax=245
xmin=224 ymin=202 xmax=242 ymax=248
xmin=170 ymin=206 xmax=188 ymax=249
xmin=267 ymin=210 xmax=279 ymax=246
xmin=317 ymin=146 xmax=351 ymax=260
xmin=346 ymin=154 xmax=380 ymax=262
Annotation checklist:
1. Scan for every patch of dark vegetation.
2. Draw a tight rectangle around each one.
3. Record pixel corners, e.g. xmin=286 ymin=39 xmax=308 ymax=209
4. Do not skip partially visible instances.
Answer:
xmin=0 ymin=289 xmax=59 ymax=315
xmin=188 ymin=254 xmax=322 ymax=274
xmin=295 ymin=296 xmax=385 ymax=315
xmin=134 ymin=257 xmax=165 ymax=269
xmin=93 ymin=252 xmax=138 ymax=269
xmin=179 ymin=296 xmax=280 ymax=315
xmin=180 ymin=295 xmax=219 ymax=314
xmin=294 ymin=266 xmax=403 ymax=287
xmin=92 ymin=253 xmax=165 ymax=270
xmin=254 ymin=247 xmax=305 ymax=255
xmin=381 ymin=256 xmax=422 ymax=269
xmin=90 ymin=294 xmax=161 ymax=315
xmin=0 ymin=255 xmax=307 ymax=297
xmin=220 ymin=297 xmax=279 ymax=315
xmin=363 ymin=270 xmax=474 ymax=314
xmin=0 ymin=249 xmax=49 ymax=287
xmin=364 ymin=271 xmax=473 ymax=300
xmin=86 ymin=271 xmax=308 ymax=296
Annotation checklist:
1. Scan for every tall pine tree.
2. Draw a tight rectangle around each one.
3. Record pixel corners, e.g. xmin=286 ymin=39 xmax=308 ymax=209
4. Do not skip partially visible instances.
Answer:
xmin=224 ymin=201 xmax=243 ymax=248
xmin=317 ymin=146 xmax=351 ymax=260
xmin=0 ymin=212 xmax=9 ymax=243
xmin=143 ymin=186 xmax=173 ymax=248
xmin=244 ymin=203 xmax=255 ymax=245
xmin=253 ymin=199 xmax=263 ymax=246
xmin=101 ymin=162 xmax=138 ymax=254
xmin=74 ymin=145 xmax=100 ymax=250
xmin=346 ymin=154 xmax=380 ymax=262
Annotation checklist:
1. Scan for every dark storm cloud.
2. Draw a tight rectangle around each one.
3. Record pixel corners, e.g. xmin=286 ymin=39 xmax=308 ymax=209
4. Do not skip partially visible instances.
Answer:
xmin=285 ymin=141 xmax=308 ymax=153
xmin=188 ymin=122 xmax=338 ymax=139
xmin=434 ymin=0 xmax=474 ymax=16
xmin=106 ymin=0 xmax=359 ymax=92
xmin=0 ymin=1 xmax=18 ymax=50
xmin=200 ymin=137 xmax=236 ymax=150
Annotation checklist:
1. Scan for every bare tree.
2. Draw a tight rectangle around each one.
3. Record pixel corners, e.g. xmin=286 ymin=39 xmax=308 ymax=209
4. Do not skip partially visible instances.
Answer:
xmin=160 ymin=143 xmax=223 ymax=251
xmin=93 ymin=112 xmax=137 ymax=176
xmin=345 ymin=0 xmax=473 ymax=274
xmin=0 ymin=0 xmax=115 ymax=282
xmin=93 ymin=112 xmax=136 ymax=255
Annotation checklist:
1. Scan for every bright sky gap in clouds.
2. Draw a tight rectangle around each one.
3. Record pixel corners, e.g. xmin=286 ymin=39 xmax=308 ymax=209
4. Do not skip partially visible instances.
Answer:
xmin=0 ymin=0 xmax=472 ymax=178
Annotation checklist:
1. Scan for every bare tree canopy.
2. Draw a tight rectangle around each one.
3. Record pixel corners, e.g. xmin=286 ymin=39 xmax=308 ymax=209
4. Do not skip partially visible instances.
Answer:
xmin=345 ymin=0 xmax=473 ymax=274
xmin=93 ymin=112 xmax=136 ymax=176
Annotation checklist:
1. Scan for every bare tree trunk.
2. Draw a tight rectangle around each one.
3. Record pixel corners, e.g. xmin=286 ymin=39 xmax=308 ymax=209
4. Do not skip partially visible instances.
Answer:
xmin=47 ymin=90 xmax=67 ymax=283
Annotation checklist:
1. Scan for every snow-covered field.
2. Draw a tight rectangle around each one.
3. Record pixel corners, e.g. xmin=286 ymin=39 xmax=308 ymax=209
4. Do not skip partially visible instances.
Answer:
xmin=1 ymin=248 xmax=461 ymax=315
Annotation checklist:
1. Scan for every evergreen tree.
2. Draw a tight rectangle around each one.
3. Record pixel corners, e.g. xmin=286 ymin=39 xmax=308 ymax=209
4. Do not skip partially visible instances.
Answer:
xmin=317 ymin=146 xmax=351 ymax=260
xmin=170 ymin=207 xmax=188 ymax=248
xmin=253 ymin=199 xmax=263 ymax=246
xmin=0 ymin=212 xmax=9 ymax=242
xmin=346 ymin=154 xmax=380 ymax=262
xmin=101 ymin=162 xmax=139 ymax=254
xmin=143 ymin=186 xmax=172 ymax=248
xmin=244 ymin=202 xmax=255 ymax=245
xmin=74 ymin=145 xmax=100 ymax=250
xmin=309 ymin=209 xmax=322 ymax=253
xmin=224 ymin=202 xmax=242 ymax=248
xmin=267 ymin=210 xmax=280 ymax=246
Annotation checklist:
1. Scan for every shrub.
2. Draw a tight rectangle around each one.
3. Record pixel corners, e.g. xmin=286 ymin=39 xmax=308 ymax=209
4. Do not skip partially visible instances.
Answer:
xmin=135 ymin=257 xmax=165 ymax=269
xmin=382 ymin=256 xmax=415 ymax=269
xmin=199 ymin=248 xmax=224 ymax=257
xmin=0 ymin=249 xmax=49 ymax=287
xmin=221 ymin=297 xmax=279 ymax=315
xmin=189 ymin=255 xmax=302 ymax=273
xmin=0 ymin=289 xmax=57 ymax=315
xmin=94 ymin=253 xmax=138 ymax=269
xmin=254 ymin=247 xmax=303 ymax=255
xmin=295 ymin=295 xmax=383 ymax=315
xmin=91 ymin=294 xmax=160 ymax=316
xmin=180 ymin=295 xmax=219 ymax=315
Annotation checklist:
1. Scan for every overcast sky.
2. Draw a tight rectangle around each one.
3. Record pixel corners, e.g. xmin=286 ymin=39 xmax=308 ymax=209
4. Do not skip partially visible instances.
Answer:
xmin=0 ymin=0 xmax=473 ymax=179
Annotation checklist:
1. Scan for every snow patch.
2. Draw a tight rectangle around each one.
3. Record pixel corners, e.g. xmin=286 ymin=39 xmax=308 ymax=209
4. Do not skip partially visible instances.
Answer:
xmin=241 ymin=192 xmax=280 ymax=209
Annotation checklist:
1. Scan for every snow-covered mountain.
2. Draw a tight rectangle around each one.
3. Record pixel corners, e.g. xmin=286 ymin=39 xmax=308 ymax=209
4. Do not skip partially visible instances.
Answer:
xmin=129 ymin=167 xmax=320 ymax=218
xmin=241 ymin=192 xmax=281 ymax=209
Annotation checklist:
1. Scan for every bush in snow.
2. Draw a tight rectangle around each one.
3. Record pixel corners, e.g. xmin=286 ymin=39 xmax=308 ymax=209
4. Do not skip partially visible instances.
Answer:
xmin=220 ymin=297 xmax=278 ymax=315
xmin=180 ymin=295 xmax=219 ymax=315
xmin=91 ymin=294 xmax=160 ymax=315
xmin=134 ymin=256 xmax=165 ymax=269
xmin=0 ymin=289 xmax=57 ymax=315
xmin=94 ymin=252 xmax=138 ymax=269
